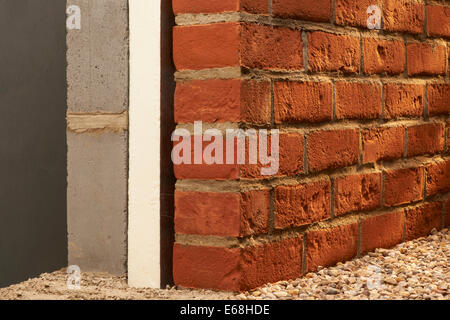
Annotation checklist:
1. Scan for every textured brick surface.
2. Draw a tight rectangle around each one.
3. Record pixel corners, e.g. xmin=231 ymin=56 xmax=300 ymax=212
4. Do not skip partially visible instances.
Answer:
xmin=274 ymin=81 xmax=333 ymax=123
xmin=241 ymin=24 xmax=303 ymax=71
xmin=426 ymin=159 xmax=450 ymax=197
xmin=334 ymin=172 xmax=382 ymax=216
xmin=308 ymin=32 xmax=360 ymax=73
xmin=171 ymin=0 xmax=450 ymax=291
xmin=307 ymin=129 xmax=360 ymax=172
xmin=173 ymin=236 xmax=303 ymax=291
xmin=428 ymin=84 xmax=450 ymax=117
xmin=383 ymin=0 xmax=425 ymax=35
xmin=173 ymin=0 xmax=269 ymax=14
xmin=362 ymin=126 xmax=405 ymax=163
xmin=384 ymin=83 xmax=424 ymax=119
xmin=173 ymin=135 xmax=239 ymax=180
xmin=173 ymin=0 xmax=240 ymax=14
xmin=240 ymin=132 xmax=305 ymax=178
xmin=173 ymin=244 xmax=241 ymax=291
xmin=426 ymin=5 xmax=450 ymax=38
xmin=405 ymin=202 xmax=443 ymax=241
xmin=407 ymin=123 xmax=444 ymax=157
xmin=407 ymin=42 xmax=446 ymax=76
xmin=384 ymin=167 xmax=425 ymax=207
xmin=240 ymin=237 xmax=304 ymax=290
xmin=335 ymin=81 xmax=382 ymax=119
xmin=274 ymin=180 xmax=331 ymax=228
xmin=335 ymin=0 xmax=382 ymax=28
xmin=445 ymin=198 xmax=450 ymax=227
xmin=273 ymin=0 xmax=331 ymax=22
xmin=363 ymin=38 xmax=405 ymax=75
xmin=173 ymin=23 xmax=240 ymax=70
xmin=175 ymin=190 xmax=270 ymax=237
xmin=361 ymin=211 xmax=405 ymax=254
xmin=306 ymin=224 xmax=358 ymax=272
xmin=175 ymin=79 xmax=271 ymax=124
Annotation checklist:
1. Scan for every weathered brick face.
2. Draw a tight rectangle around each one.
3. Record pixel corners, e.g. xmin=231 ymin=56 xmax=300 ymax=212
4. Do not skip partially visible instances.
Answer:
xmin=171 ymin=0 xmax=450 ymax=291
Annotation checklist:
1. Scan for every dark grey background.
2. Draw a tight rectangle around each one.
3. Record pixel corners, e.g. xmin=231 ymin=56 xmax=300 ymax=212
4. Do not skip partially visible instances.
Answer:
xmin=0 ymin=0 xmax=67 ymax=287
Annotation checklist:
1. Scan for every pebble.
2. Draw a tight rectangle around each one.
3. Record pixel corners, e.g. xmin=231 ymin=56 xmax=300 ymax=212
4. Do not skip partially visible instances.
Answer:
xmin=239 ymin=229 xmax=449 ymax=300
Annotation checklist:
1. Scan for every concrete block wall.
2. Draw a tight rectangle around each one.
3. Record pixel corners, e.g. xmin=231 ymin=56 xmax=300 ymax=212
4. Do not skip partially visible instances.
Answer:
xmin=172 ymin=0 xmax=450 ymax=291
xmin=67 ymin=0 xmax=129 ymax=275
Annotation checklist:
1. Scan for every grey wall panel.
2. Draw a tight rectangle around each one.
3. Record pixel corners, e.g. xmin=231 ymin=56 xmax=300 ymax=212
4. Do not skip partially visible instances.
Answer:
xmin=66 ymin=0 xmax=129 ymax=275
xmin=0 ymin=0 xmax=67 ymax=287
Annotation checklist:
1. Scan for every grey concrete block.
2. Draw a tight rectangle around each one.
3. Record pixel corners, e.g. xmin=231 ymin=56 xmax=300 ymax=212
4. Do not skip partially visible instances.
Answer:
xmin=67 ymin=131 xmax=128 ymax=275
xmin=67 ymin=0 xmax=129 ymax=113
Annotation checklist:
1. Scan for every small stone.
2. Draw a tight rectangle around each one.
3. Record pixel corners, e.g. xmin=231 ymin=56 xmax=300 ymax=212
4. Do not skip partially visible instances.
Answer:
xmin=287 ymin=289 xmax=299 ymax=296
xmin=265 ymin=293 xmax=276 ymax=299
xmin=326 ymin=288 xmax=340 ymax=295
xmin=252 ymin=291 xmax=262 ymax=297
xmin=384 ymin=277 xmax=398 ymax=285
xmin=328 ymin=269 xmax=339 ymax=277
xmin=273 ymin=291 xmax=289 ymax=298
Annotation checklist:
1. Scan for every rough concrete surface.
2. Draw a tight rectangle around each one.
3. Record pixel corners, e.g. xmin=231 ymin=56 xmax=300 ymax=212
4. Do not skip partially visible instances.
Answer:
xmin=66 ymin=0 xmax=130 ymax=276
xmin=67 ymin=0 xmax=129 ymax=112
xmin=67 ymin=131 xmax=128 ymax=275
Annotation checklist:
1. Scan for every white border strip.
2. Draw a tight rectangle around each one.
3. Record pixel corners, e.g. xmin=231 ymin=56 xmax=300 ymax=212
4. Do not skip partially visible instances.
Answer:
xmin=128 ymin=0 xmax=161 ymax=288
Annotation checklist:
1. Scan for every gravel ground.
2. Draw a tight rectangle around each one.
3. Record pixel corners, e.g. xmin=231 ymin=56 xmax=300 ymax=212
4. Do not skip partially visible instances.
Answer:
xmin=0 ymin=229 xmax=448 ymax=300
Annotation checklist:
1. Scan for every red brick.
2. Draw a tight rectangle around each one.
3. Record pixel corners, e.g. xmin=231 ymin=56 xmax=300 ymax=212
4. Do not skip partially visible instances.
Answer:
xmin=241 ymin=132 xmax=305 ymax=178
xmin=274 ymin=81 xmax=333 ymax=124
xmin=447 ymin=121 xmax=450 ymax=153
xmin=405 ymin=202 xmax=443 ymax=241
xmin=363 ymin=38 xmax=405 ymax=75
xmin=384 ymin=167 xmax=425 ymax=207
xmin=428 ymin=83 xmax=450 ymax=117
xmin=384 ymin=0 xmax=425 ymax=35
xmin=361 ymin=211 xmax=404 ymax=254
xmin=240 ymin=237 xmax=303 ymax=290
xmin=448 ymin=46 xmax=450 ymax=74
xmin=307 ymin=129 xmax=360 ymax=172
xmin=241 ymin=24 xmax=303 ymax=71
xmin=173 ymin=0 xmax=239 ymax=14
xmin=175 ymin=79 xmax=271 ymax=124
xmin=306 ymin=223 xmax=358 ymax=272
xmin=277 ymin=133 xmax=305 ymax=176
xmin=407 ymin=42 xmax=446 ymax=76
xmin=335 ymin=81 xmax=382 ymax=119
xmin=175 ymin=190 xmax=270 ymax=237
xmin=308 ymin=31 xmax=360 ymax=74
xmin=427 ymin=5 xmax=450 ymax=38
xmin=384 ymin=83 xmax=425 ymax=119
xmin=173 ymin=23 xmax=240 ymax=70
xmin=445 ymin=197 xmax=450 ymax=227
xmin=273 ymin=0 xmax=331 ymax=22
xmin=334 ymin=172 xmax=382 ymax=216
xmin=335 ymin=0 xmax=382 ymax=28
xmin=362 ymin=126 xmax=405 ymax=163
xmin=173 ymin=134 xmax=239 ymax=180
xmin=174 ymin=23 xmax=303 ymax=71
xmin=173 ymin=236 xmax=303 ymax=291
xmin=274 ymin=180 xmax=331 ymax=229
xmin=173 ymin=0 xmax=268 ymax=14
xmin=426 ymin=159 xmax=450 ymax=196
xmin=173 ymin=244 xmax=241 ymax=291
xmin=407 ymin=123 xmax=444 ymax=157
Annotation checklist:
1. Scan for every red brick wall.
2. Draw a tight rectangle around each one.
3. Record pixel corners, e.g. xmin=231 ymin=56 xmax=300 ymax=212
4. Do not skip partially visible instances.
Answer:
xmin=171 ymin=0 xmax=449 ymax=292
